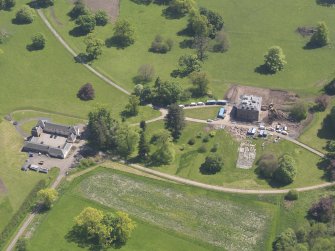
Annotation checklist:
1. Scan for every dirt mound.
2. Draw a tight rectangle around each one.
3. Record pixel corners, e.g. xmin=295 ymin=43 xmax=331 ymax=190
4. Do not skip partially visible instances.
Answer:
xmin=296 ymin=26 xmax=316 ymax=37
xmin=69 ymin=0 xmax=120 ymax=21
xmin=225 ymin=85 xmax=298 ymax=109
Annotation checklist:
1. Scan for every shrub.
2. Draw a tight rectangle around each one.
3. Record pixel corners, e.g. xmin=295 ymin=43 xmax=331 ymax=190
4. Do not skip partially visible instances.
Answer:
xmin=295 ymin=226 xmax=309 ymax=243
xmin=285 ymin=190 xmax=299 ymax=201
xmin=314 ymin=95 xmax=330 ymax=112
xmin=310 ymin=21 xmax=329 ymax=47
xmin=272 ymin=228 xmax=297 ymax=251
xmin=202 ymin=136 xmax=209 ymax=142
xmin=198 ymin=145 xmax=207 ymax=153
xmin=15 ymin=238 xmax=27 ymax=251
xmin=213 ymin=30 xmax=230 ymax=52
xmin=77 ymin=83 xmax=95 ymax=101
xmin=15 ymin=6 xmax=35 ymax=24
xmin=188 ymin=138 xmax=195 ymax=145
xmin=113 ymin=19 xmax=135 ymax=47
xmin=200 ymin=153 xmax=223 ymax=174
xmin=274 ymin=154 xmax=297 ymax=185
xmin=257 ymin=153 xmax=278 ymax=179
xmin=30 ymin=33 xmax=46 ymax=50
xmin=95 ymin=10 xmax=108 ymax=26
xmin=137 ymin=64 xmax=155 ymax=83
xmin=290 ymin=102 xmax=307 ymax=122
xmin=36 ymin=0 xmax=54 ymax=7
xmin=263 ymin=46 xmax=286 ymax=73
xmin=196 ymin=132 xmax=202 ymax=138
xmin=308 ymin=196 xmax=334 ymax=222
xmin=0 ymin=0 xmax=15 ymax=10
xmin=179 ymin=144 xmax=185 ymax=151
xmin=76 ymin=14 xmax=96 ymax=33
xmin=211 ymin=143 xmax=219 ymax=152
xmin=69 ymin=0 xmax=89 ymax=19
xmin=150 ymin=35 xmax=173 ymax=53
xmin=209 ymin=131 xmax=216 ymax=137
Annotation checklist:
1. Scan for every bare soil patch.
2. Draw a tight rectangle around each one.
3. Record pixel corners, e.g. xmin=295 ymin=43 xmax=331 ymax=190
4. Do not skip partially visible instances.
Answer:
xmin=69 ymin=0 xmax=120 ymax=22
xmin=225 ymin=85 xmax=298 ymax=108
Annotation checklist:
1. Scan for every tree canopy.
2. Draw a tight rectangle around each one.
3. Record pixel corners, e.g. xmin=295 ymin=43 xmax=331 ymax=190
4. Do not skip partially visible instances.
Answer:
xmin=274 ymin=154 xmax=297 ymax=185
xmin=178 ymin=54 xmax=201 ymax=76
xmin=15 ymin=6 xmax=35 ymax=24
xmin=37 ymin=188 xmax=58 ymax=210
xmin=77 ymin=83 xmax=95 ymax=101
xmin=310 ymin=21 xmax=329 ymax=48
xmin=85 ymin=35 xmax=104 ymax=60
xmin=263 ymin=46 xmax=287 ymax=73
xmin=165 ymin=103 xmax=186 ymax=140
xmin=30 ymin=33 xmax=46 ymax=50
xmin=151 ymin=131 xmax=175 ymax=165
xmin=113 ymin=19 xmax=135 ymax=47
xmin=200 ymin=154 xmax=224 ymax=174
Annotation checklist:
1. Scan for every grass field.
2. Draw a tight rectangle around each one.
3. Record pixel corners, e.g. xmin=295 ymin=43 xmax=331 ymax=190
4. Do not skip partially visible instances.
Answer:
xmin=146 ymin=121 xmax=324 ymax=189
xmin=0 ymin=0 xmax=158 ymax=122
xmin=27 ymin=168 xmax=277 ymax=251
xmin=0 ymin=122 xmax=56 ymax=232
xmin=184 ymin=107 xmax=220 ymax=120
xmin=44 ymin=0 xmax=335 ymax=96
xmin=298 ymin=101 xmax=335 ymax=153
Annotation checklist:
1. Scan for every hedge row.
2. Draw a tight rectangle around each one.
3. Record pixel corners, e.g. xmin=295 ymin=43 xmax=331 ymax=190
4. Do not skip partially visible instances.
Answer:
xmin=0 ymin=179 xmax=46 ymax=249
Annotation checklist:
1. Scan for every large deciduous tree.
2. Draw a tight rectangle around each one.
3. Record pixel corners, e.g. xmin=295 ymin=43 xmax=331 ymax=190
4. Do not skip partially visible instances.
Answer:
xmin=189 ymin=71 xmax=210 ymax=97
xmin=263 ymin=46 xmax=286 ymax=73
xmin=199 ymin=154 xmax=223 ymax=174
xmin=138 ymin=129 xmax=149 ymax=161
xmin=15 ymin=6 xmax=35 ymax=24
xmin=124 ymin=95 xmax=140 ymax=116
xmin=308 ymin=196 xmax=334 ymax=223
xmin=152 ymin=77 xmax=182 ymax=106
xmin=151 ymin=131 xmax=175 ymax=164
xmin=274 ymin=154 xmax=297 ymax=185
xmin=272 ymin=228 xmax=297 ymax=251
xmin=310 ymin=21 xmax=329 ymax=48
xmin=113 ymin=19 xmax=135 ymax=47
xmin=0 ymin=0 xmax=15 ymax=10
xmin=30 ymin=33 xmax=46 ymax=50
xmin=85 ymin=35 xmax=104 ymax=60
xmin=76 ymin=14 xmax=96 ymax=33
xmin=95 ymin=10 xmax=108 ymax=26
xmin=168 ymin=0 xmax=196 ymax=17
xmin=115 ymin=124 xmax=139 ymax=159
xmin=87 ymin=107 xmax=119 ymax=150
xmin=77 ymin=83 xmax=95 ymax=100
xmin=178 ymin=54 xmax=201 ymax=76
xmin=165 ymin=103 xmax=185 ymax=140
xmin=37 ymin=188 xmax=58 ymax=210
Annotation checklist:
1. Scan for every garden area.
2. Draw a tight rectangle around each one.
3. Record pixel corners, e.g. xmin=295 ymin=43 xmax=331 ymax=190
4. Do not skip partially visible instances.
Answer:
xmin=145 ymin=121 xmax=324 ymax=189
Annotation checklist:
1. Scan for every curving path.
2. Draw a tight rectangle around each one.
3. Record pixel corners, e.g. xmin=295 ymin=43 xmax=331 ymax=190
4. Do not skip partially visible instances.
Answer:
xmin=36 ymin=9 xmax=130 ymax=96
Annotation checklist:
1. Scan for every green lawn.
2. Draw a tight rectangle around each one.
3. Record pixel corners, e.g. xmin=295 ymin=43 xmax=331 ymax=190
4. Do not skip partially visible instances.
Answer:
xmin=184 ymin=107 xmax=220 ymax=120
xmin=0 ymin=0 xmax=157 ymax=122
xmin=28 ymin=168 xmax=277 ymax=251
xmin=298 ymin=101 xmax=335 ymax=153
xmin=44 ymin=0 xmax=335 ymax=96
xmin=146 ymin=121 xmax=324 ymax=189
xmin=0 ymin=122 xmax=55 ymax=232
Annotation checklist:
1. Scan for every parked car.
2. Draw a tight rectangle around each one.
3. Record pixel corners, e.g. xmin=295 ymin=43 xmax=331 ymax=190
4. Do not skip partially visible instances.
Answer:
xmin=207 ymin=119 xmax=213 ymax=122
xmin=190 ymin=102 xmax=197 ymax=106
xmin=39 ymin=167 xmax=49 ymax=174
xmin=281 ymin=131 xmax=288 ymax=136
xmin=197 ymin=102 xmax=205 ymax=106
xmin=178 ymin=104 xmax=185 ymax=108
xmin=38 ymin=161 xmax=44 ymax=165
xmin=29 ymin=152 xmax=34 ymax=157
xmin=13 ymin=121 xmax=18 ymax=125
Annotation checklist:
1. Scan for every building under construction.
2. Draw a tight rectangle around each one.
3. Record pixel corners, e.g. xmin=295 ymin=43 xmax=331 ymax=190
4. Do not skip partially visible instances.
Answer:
xmin=234 ymin=95 xmax=262 ymax=122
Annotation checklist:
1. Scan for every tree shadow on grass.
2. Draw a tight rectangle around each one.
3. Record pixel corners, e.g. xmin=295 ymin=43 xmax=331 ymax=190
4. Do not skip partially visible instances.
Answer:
xmin=74 ymin=53 xmax=93 ymax=64
xmin=65 ymin=227 xmax=102 ymax=251
xmin=69 ymin=27 xmax=89 ymax=37
xmin=162 ymin=7 xmax=185 ymax=19
xmin=105 ymin=37 xmax=127 ymax=49
xmin=316 ymin=0 xmax=335 ymax=6
xmin=179 ymin=39 xmax=193 ymax=49
xmin=303 ymin=41 xmax=323 ymax=50
xmin=26 ymin=44 xmax=42 ymax=51
xmin=254 ymin=64 xmax=274 ymax=75
xmin=317 ymin=115 xmax=335 ymax=140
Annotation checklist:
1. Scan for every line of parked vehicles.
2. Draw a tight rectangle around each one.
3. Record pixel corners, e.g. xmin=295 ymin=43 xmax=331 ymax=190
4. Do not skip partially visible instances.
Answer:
xmin=21 ymin=152 xmax=49 ymax=173
xmin=247 ymin=123 xmax=289 ymax=137
xmin=178 ymin=99 xmax=228 ymax=108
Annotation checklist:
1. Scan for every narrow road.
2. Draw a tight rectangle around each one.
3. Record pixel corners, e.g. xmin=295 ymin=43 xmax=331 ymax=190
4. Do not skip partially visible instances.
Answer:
xmin=129 ymin=162 xmax=335 ymax=194
xmin=5 ymin=168 xmax=66 ymax=251
xmin=36 ymin=9 xmax=130 ymax=96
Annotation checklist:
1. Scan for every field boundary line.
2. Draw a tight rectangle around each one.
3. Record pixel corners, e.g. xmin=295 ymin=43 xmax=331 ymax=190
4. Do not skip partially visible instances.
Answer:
xmin=36 ymin=9 xmax=130 ymax=96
